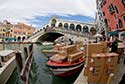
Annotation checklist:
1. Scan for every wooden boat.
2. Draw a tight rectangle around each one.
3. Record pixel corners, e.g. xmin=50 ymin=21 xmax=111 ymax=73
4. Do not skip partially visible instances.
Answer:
xmin=46 ymin=45 xmax=85 ymax=76
xmin=47 ymin=57 xmax=84 ymax=76
xmin=0 ymin=50 xmax=16 ymax=84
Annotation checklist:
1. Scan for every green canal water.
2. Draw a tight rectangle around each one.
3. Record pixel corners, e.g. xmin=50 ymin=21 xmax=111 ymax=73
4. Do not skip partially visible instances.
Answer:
xmin=3 ymin=44 xmax=79 ymax=84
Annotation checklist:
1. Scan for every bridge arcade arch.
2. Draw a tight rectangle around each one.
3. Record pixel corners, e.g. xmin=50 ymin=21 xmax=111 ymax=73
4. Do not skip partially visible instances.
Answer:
xmin=49 ymin=18 xmax=96 ymax=35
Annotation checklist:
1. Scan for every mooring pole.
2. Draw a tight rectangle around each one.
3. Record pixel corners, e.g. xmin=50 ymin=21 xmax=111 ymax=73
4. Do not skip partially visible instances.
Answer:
xmin=24 ymin=47 xmax=28 ymax=60
xmin=20 ymin=44 xmax=33 ymax=84
xmin=15 ymin=51 xmax=23 ymax=73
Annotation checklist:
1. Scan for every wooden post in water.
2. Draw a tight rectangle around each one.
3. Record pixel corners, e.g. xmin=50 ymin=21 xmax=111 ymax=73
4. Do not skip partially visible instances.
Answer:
xmin=24 ymin=47 xmax=28 ymax=60
xmin=15 ymin=51 xmax=23 ymax=73
xmin=29 ymin=44 xmax=33 ymax=53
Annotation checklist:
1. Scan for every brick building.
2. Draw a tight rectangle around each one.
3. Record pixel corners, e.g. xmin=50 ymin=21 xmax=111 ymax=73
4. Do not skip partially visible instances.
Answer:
xmin=12 ymin=23 xmax=35 ymax=42
xmin=96 ymin=0 xmax=125 ymax=37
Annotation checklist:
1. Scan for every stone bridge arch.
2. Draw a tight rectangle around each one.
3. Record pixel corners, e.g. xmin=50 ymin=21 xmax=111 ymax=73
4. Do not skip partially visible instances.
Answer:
xmin=37 ymin=32 xmax=64 ymax=42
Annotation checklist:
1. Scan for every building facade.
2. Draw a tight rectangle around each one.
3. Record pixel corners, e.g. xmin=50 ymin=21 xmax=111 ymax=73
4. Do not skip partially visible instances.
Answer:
xmin=99 ymin=0 xmax=125 ymax=33
xmin=12 ymin=23 xmax=35 ymax=41
xmin=96 ymin=0 xmax=108 ymax=36
xmin=0 ymin=20 xmax=13 ymax=38
xmin=0 ymin=20 xmax=35 ymax=42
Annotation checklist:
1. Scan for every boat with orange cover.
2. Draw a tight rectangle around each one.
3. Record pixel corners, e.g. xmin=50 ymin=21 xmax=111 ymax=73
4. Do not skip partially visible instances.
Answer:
xmin=46 ymin=45 xmax=85 ymax=76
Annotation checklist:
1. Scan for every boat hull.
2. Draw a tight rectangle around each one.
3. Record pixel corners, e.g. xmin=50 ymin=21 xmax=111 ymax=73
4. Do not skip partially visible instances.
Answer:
xmin=47 ymin=58 xmax=84 ymax=76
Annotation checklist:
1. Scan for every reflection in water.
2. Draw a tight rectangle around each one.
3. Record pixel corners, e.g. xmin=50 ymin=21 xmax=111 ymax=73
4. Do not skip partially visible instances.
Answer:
xmin=5 ymin=44 xmax=79 ymax=84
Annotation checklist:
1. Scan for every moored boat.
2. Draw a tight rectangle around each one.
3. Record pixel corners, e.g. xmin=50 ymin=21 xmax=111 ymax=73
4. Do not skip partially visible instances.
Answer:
xmin=46 ymin=45 xmax=85 ymax=76
xmin=0 ymin=50 xmax=16 ymax=84
xmin=47 ymin=57 xmax=84 ymax=76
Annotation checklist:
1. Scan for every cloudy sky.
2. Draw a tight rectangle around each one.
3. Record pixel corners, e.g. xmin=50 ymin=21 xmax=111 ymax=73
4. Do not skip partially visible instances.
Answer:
xmin=0 ymin=0 xmax=96 ymax=29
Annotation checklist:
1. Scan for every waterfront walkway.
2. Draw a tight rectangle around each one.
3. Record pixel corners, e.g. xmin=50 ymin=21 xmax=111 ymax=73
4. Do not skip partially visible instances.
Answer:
xmin=74 ymin=57 xmax=125 ymax=84
xmin=74 ymin=68 xmax=88 ymax=84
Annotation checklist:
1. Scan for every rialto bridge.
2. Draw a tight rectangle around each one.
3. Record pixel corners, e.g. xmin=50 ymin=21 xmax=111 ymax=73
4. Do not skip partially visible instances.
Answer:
xmin=27 ymin=17 xmax=97 ymax=43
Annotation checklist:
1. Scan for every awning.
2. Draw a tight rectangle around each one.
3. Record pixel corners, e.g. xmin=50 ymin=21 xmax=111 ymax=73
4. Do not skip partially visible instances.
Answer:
xmin=121 ymin=32 xmax=125 ymax=36
xmin=27 ymin=35 xmax=31 ymax=39
xmin=108 ymin=31 xmax=118 ymax=36
xmin=5 ymin=37 xmax=16 ymax=41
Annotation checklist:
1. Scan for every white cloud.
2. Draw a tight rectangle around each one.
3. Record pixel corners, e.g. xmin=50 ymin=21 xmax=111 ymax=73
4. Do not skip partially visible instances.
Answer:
xmin=0 ymin=0 xmax=96 ymax=27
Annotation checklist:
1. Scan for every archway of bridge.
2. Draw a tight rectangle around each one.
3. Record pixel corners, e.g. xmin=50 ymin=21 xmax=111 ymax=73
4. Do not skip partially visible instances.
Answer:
xmin=70 ymin=24 xmax=75 ymax=30
xmin=83 ymin=26 xmax=89 ymax=33
xmin=76 ymin=24 xmax=81 ymax=32
xmin=37 ymin=32 xmax=64 ymax=42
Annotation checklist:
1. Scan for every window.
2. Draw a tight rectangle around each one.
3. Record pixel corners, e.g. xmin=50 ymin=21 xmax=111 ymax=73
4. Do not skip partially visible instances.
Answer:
xmin=114 ymin=6 xmax=119 ymax=14
xmin=123 ymin=16 xmax=125 ymax=23
xmin=108 ymin=4 xmax=115 ymax=14
xmin=103 ymin=12 xmax=105 ymax=16
xmin=116 ymin=24 xmax=119 ymax=30
xmin=118 ymin=19 xmax=123 ymax=28
xmin=102 ymin=0 xmax=106 ymax=5
xmin=3 ymin=29 xmax=6 ymax=32
xmin=114 ymin=14 xmax=117 ymax=19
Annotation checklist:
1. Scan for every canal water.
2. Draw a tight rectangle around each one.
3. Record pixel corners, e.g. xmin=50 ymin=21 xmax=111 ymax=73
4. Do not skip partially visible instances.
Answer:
xmin=4 ymin=44 xmax=79 ymax=84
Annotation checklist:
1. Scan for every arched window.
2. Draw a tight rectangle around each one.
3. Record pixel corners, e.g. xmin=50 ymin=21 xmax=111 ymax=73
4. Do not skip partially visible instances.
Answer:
xmin=64 ymin=23 xmax=68 ymax=29
xmin=51 ymin=19 xmax=57 ymax=27
xmin=58 ymin=23 xmax=63 ymax=28
xmin=83 ymin=26 xmax=89 ymax=33
xmin=76 ymin=24 xmax=81 ymax=31
xmin=70 ymin=24 xmax=75 ymax=30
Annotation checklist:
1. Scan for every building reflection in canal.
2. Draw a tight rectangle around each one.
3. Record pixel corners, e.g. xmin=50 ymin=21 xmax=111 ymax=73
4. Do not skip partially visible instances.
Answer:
xmin=3 ymin=44 xmax=79 ymax=84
